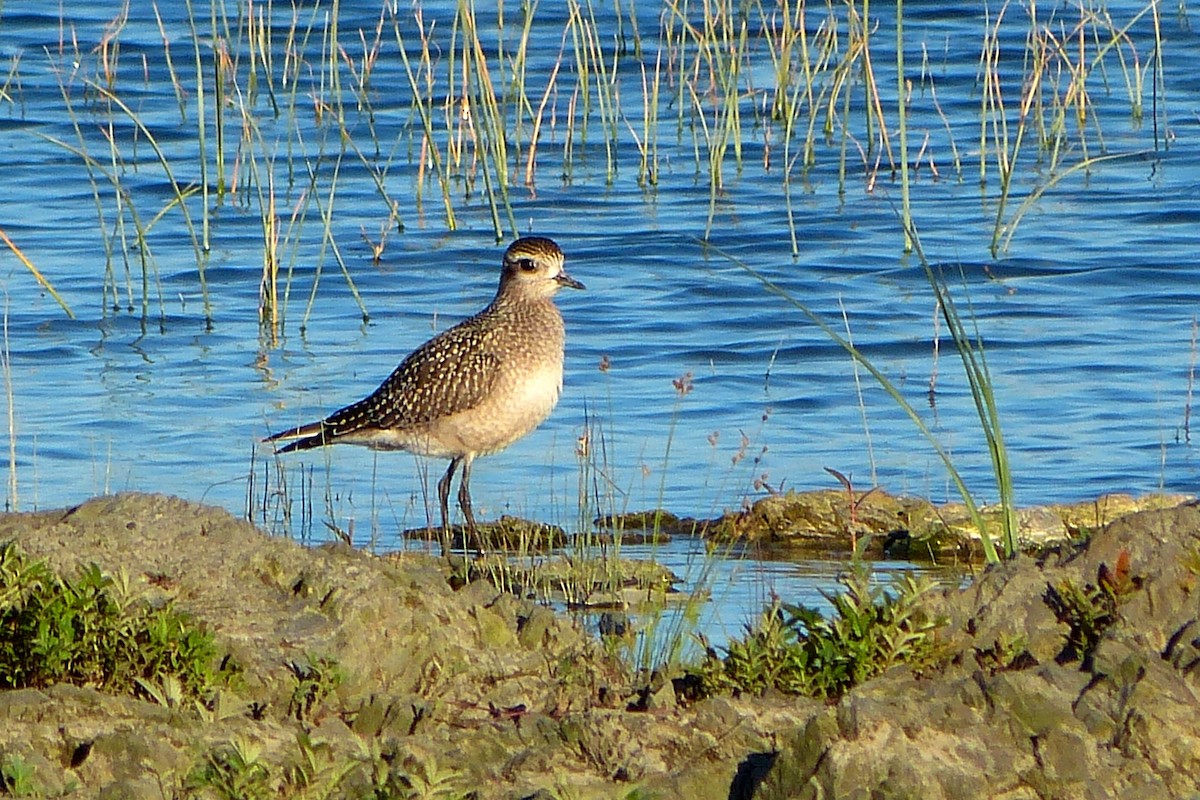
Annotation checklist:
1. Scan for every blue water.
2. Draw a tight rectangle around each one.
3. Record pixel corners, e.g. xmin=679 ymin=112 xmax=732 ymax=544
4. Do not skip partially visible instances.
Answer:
xmin=0 ymin=2 xmax=1196 ymax=641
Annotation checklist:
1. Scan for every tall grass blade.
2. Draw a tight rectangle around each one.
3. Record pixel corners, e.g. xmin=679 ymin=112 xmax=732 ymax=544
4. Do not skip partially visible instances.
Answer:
xmin=87 ymin=81 xmax=211 ymax=325
xmin=715 ymin=240 xmax=1005 ymax=563
xmin=908 ymin=224 xmax=1016 ymax=557
xmin=0 ymin=229 xmax=74 ymax=319
xmin=392 ymin=9 xmax=457 ymax=230
xmin=998 ymin=151 xmax=1151 ymax=254
xmin=182 ymin=0 xmax=211 ymax=253
xmin=895 ymin=0 xmax=912 ymax=252
xmin=3 ymin=302 xmax=16 ymax=512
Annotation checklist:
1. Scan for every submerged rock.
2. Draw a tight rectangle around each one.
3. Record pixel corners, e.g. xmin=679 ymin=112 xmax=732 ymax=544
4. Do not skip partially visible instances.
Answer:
xmin=596 ymin=509 xmax=708 ymax=538
xmin=403 ymin=514 xmax=568 ymax=552
xmin=705 ymin=488 xmax=1192 ymax=561
xmin=464 ymin=552 xmax=683 ymax=610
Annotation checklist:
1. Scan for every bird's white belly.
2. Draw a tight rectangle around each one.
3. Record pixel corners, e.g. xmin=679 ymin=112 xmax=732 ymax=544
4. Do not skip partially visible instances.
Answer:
xmin=413 ymin=360 xmax=563 ymax=458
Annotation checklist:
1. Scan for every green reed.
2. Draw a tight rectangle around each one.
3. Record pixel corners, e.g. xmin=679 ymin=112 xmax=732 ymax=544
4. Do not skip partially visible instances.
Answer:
xmin=635 ymin=414 xmax=733 ymax=675
xmin=458 ymin=0 xmax=519 ymax=239
xmin=393 ymin=7 xmax=457 ymax=230
xmin=980 ymin=0 xmax=1162 ymax=255
xmin=524 ymin=46 xmax=564 ymax=188
xmin=94 ymin=81 xmax=209 ymax=317
xmin=0 ymin=231 xmax=73 ymax=320
xmin=20 ymin=0 xmax=1169 ymax=327
xmin=717 ymin=239 xmax=1011 ymax=563
xmin=41 ymin=67 xmax=174 ymax=327
xmin=634 ymin=48 xmax=663 ymax=187
xmin=576 ymin=369 xmax=731 ymax=679
xmin=567 ymin=0 xmax=618 ymax=184
xmin=3 ymin=306 xmax=15 ymax=511
xmin=151 ymin=3 xmax=187 ymax=119
xmin=567 ymin=415 xmax=633 ymax=618
xmin=211 ymin=8 xmax=229 ymax=202
xmin=895 ymin=0 xmax=912 ymax=252
xmin=182 ymin=0 xmax=211 ymax=255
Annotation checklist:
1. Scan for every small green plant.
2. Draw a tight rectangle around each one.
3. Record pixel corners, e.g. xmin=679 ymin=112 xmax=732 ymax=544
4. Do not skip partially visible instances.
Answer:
xmin=0 ymin=542 xmax=215 ymax=700
xmin=974 ymin=632 xmax=1035 ymax=673
xmin=185 ymin=737 xmax=273 ymax=800
xmin=1182 ymin=541 xmax=1200 ymax=579
xmin=280 ymin=731 xmax=362 ymax=799
xmin=0 ymin=754 xmax=40 ymax=798
xmin=692 ymin=564 xmax=941 ymax=699
xmin=285 ymin=654 xmax=343 ymax=722
xmin=1044 ymin=550 xmax=1137 ymax=669
xmin=391 ymin=752 xmax=469 ymax=800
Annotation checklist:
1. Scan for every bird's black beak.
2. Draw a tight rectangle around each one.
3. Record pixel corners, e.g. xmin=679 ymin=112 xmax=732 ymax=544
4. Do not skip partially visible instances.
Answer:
xmin=556 ymin=271 xmax=585 ymax=290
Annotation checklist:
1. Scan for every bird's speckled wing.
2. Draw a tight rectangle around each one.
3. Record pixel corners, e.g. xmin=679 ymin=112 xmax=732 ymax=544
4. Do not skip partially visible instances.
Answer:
xmin=354 ymin=322 xmax=502 ymax=430
xmin=270 ymin=318 xmax=503 ymax=452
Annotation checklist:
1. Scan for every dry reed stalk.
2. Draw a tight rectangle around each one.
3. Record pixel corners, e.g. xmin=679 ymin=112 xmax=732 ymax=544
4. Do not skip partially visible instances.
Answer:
xmin=392 ymin=5 xmax=456 ymax=229
xmin=524 ymin=49 xmax=564 ymax=188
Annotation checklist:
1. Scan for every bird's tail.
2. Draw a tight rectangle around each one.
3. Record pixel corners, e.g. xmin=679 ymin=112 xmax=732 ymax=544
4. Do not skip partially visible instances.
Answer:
xmin=265 ymin=392 xmax=381 ymax=453
xmin=263 ymin=421 xmax=330 ymax=453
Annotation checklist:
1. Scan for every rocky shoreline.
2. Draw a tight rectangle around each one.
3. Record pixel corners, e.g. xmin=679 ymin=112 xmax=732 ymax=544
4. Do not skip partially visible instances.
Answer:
xmin=0 ymin=492 xmax=1198 ymax=798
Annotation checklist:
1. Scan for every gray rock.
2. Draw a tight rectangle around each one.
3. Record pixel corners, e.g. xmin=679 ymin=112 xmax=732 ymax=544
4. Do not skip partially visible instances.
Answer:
xmin=757 ymin=501 xmax=1200 ymax=799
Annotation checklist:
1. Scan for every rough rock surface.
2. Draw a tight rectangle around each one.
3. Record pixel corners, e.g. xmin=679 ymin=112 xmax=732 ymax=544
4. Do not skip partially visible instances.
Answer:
xmin=758 ymin=500 xmax=1200 ymax=799
xmin=0 ymin=493 xmax=808 ymax=799
xmin=1 ymin=493 xmax=1198 ymax=798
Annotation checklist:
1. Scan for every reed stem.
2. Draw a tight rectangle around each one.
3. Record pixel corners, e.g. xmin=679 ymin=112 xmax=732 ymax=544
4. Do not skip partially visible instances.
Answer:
xmin=895 ymin=0 xmax=912 ymax=253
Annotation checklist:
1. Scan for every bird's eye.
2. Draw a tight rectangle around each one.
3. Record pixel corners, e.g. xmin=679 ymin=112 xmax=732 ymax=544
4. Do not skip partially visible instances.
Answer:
xmin=517 ymin=257 xmax=537 ymax=272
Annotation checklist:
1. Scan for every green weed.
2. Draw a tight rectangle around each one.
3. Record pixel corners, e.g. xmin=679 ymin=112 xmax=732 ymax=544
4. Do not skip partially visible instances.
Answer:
xmin=974 ymin=632 xmax=1035 ymax=674
xmin=187 ymin=734 xmax=472 ymax=800
xmin=0 ymin=754 xmax=40 ymax=798
xmin=0 ymin=542 xmax=215 ymax=701
xmin=1044 ymin=550 xmax=1138 ymax=669
xmin=918 ymin=236 xmax=1017 ymax=560
xmin=185 ymin=736 xmax=273 ymax=800
xmin=390 ymin=752 xmax=470 ymax=800
xmin=285 ymin=654 xmax=344 ymax=723
xmin=0 ymin=231 xmax=73 ymax=320
xmin=691 ymin=564 xmax=941 ymax=699
xmin=1183 ymin=542 xmax=1200 ymax=578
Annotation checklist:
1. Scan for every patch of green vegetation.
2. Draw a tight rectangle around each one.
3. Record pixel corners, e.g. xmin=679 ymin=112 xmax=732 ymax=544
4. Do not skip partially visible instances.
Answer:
xmin=285 ymin=654 xmax=343 ymax=723
xmin=389 ymin=752 xmax=472 ymax=800
xmin=974 ymin=632 xmax=1036 ymax=673
xmin=0 ymin=750 xmax=79 ymax=797
xmin=185 ymin=737 xmax=273 ymax=800
xmin=690 ymin=565 xmax=942 ymax=699
xmin=1182 ymin=542 xmax=1200 ymax=578
xmin=0 ymin=541 xmax=215 ymax=701
xmin=186 ymin=735 xmax=475 ymax=800
xmin=1044 ymin=551 xmax=1138 ymax=669
xmin=0 ymin=754 xmax=41 ymax=798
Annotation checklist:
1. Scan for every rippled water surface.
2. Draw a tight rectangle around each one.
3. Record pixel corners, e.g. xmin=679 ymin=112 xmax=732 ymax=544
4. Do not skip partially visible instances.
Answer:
xmin=1 ymin=2 xmax=1197 ymax=638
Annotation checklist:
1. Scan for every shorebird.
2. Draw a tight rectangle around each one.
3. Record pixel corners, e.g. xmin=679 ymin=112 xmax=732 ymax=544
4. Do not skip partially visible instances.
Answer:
xmin=266 ymin=236 xmax=583 ymax=554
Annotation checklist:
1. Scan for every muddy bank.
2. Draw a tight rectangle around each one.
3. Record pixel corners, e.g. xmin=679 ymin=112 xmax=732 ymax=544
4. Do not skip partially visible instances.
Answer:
xmin=0 ymin=493 xmax=1198 ymax=798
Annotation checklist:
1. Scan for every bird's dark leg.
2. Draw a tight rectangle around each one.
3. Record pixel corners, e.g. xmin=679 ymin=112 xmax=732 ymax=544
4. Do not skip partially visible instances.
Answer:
xmin=458 ymin=456 xmax=482 ymax=556
xmin=437 ymin=457 xmax=460 ymax=557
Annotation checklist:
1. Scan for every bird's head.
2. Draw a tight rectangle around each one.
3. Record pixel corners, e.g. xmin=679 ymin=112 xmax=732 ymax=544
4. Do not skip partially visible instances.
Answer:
xmin=499 ymin=237 xmax=585 ymax=298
